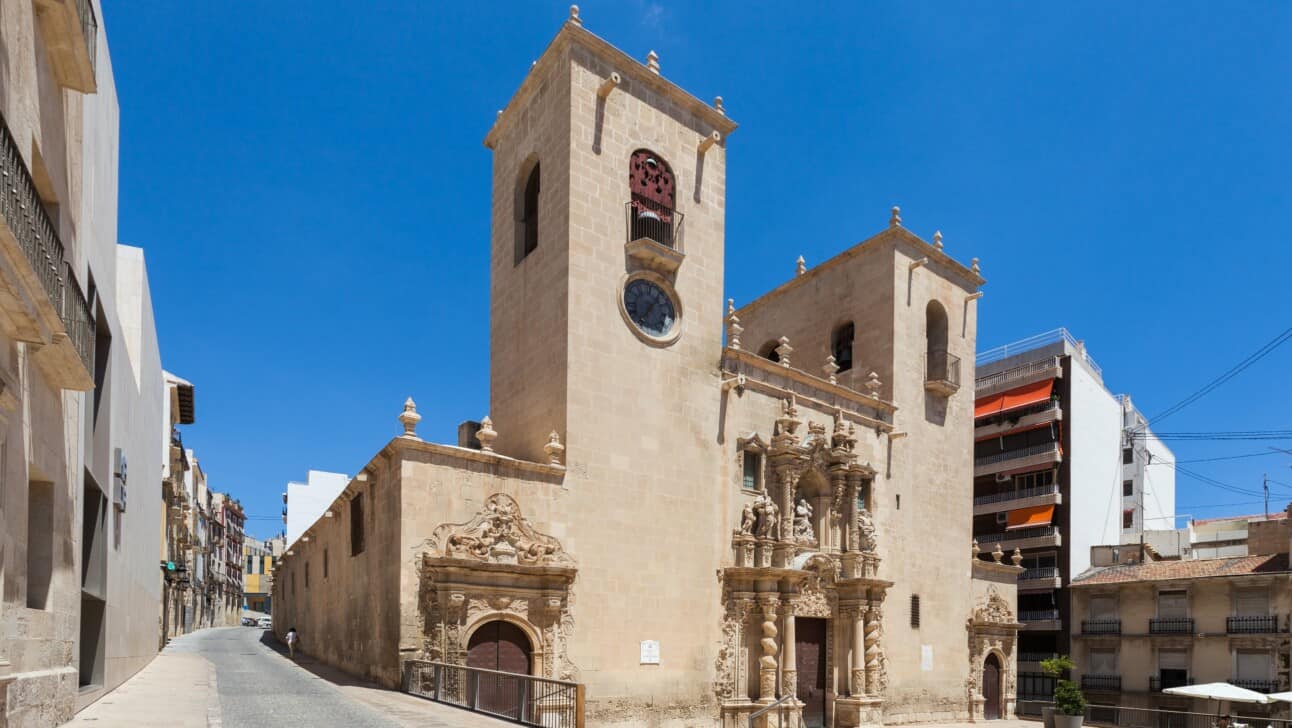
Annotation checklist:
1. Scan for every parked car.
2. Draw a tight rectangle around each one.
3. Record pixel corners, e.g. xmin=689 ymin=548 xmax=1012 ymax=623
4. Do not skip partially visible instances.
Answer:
xmin=257 ymin=617 xmax=272 ymax=629
xmin=241 ymin=616 xmax=257 ymax=627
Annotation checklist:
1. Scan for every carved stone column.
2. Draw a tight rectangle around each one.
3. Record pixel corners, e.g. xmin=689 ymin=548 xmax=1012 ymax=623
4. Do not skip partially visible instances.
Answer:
xmin=757 ymin=596 xmax=779 ymax=703
xmin=781 ymin=601 xmax=797 ymax=700
xmin=777 ymin=469 xmax=798 ymax=547
xmin=735 ymin=597 xmax=754 ymax=702
xmin=851 ymin=606 xmax=866 ymax=697
xmin=864 ymin=601 xmax=881 ymax=696
xmin=846 ymin=473 xmax=864 ymax=552
xmin=828 ymin=467 xmax=848 ymax=552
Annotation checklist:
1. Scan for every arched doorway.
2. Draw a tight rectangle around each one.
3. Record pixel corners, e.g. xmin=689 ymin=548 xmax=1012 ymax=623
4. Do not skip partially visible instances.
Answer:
xmin=983 ymin=653 xmax=1002 ymax=720
xmin=467 ymin=620 xmax=533 ymax=719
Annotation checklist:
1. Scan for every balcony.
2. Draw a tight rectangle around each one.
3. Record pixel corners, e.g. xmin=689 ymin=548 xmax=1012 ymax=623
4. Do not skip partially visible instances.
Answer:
xmin=974 ymin=399 xmax=1062 ymax=440
xmin=624 ymin=199 xmax=684 ymax=274
xmin=1081 ymin=674 xmax=1121 ymax=692
xmin=1232 ymin=678 xmax=1278 ymax=692
xmin=1019 ymin=609 xmax=1062 ymax=631
xmin=1150 ymin=675 xmax=1191 ymax=692
xmin=974 ymin=484 xmax=1062 ymax=516
xmin=975 ymin=441 xmax=1062 ymax=478
xmin=1228 ymin=615 xmax=1280 ymax=634
xmin=1149 ymin=617 xmax=1194 ymax=635
xmin=975 ymin=355 xmax=1063 ymax=398
xmin=1082 ymin=619 xmax=1121 ymax=635
xmin=0 ymin=112 xmax=95 ymax=390
xmin=1018 ymin=566 xmax=1063 ymax=592
xmin=976 ymin=525 xmax=1061 ymax=552
xmin=1018 ymin=652 xmax=1058 ymax=669
xmin=33 ymin=0 xmax=98 ymax=93
xmin=924 ymin=349 xmax=961 ymax=396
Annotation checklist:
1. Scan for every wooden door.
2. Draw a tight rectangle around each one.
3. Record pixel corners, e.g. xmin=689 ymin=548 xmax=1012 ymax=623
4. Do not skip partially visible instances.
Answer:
xmin=983 ymin=654 xmax=1002 ymax=720
xmin=467 ymin=621 xmax=532 ymax=719
xmin=796 ymin=618 xmax=828 ymax=728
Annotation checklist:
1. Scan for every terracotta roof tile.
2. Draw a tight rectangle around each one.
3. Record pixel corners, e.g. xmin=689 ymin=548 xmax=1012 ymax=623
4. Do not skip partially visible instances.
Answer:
xmin=1072 ymin=553 xmax=1290 ymax=586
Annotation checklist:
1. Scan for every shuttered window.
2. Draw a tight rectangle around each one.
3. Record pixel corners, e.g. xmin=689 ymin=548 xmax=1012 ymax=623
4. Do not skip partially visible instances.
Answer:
xmin=1158 ymin=649 xmax=1188 ymax=671
xmin=1234 ymin=589 xmax=1269 ymax=616
xmin=1157 ymin=590 xmax=1188 ymax=619
xmin=1090 ymin=595 xmax=1117 ymax=620
xmin=1089 ymin=649 xmax=1117 ymax=674
xmin=1236 ymin=650 xmax=1271 ymax=680
xmin=910 ymin=595 xmax=921 ymax=628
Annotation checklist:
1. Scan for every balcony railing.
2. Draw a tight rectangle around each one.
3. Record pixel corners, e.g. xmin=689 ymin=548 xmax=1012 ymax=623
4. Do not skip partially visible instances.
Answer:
xmin=1019 ymin=609 xmax=1061 ymax=622
xmin=1232 ymin=678 xmax=1278 ymax=693
xmin=977 ymin=526 xmax=1058 ymax=545
xmin=1228 ymin=615 xmax=1280 ymax=634
xmin=1150 ymin=675 xmax=1191 ymax=692
xmin=0 ymin=110 xmax=95 ymax=379
xmin=975 ymin=442 xmax=1060 ymax=468
xmin=1020 ymin=566 xmax=1061 ymax=582
xmin=975 ymin=357 xmax=1061 ymax=392
xmin=1149 ymin=617 xmax=1194 ymax=634
xmin=1082 ymin=618 xmax=1121 ymax=635
xmin=975 ymin=484 xmax=1060 ymax=507
xmin=625 ymin=198 xmax=684 ymax=252
xmin=1081 ymin=674 xmax=1121 ymax=692
xmin=924 ymin=349 xmax=961 ymax=395
xmin=1019 ymin=652 xmax=1058 ymax=664
xmin=977 ymin=327 xmax=1103 ymax=381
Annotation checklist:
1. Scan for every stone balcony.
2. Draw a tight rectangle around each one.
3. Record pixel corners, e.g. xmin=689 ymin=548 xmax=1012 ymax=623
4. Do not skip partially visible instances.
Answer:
xmin=974 ymin=442 xmax=1062 ymax=478
xmin=33 ymin=0 xmax=98 ymax=93
xmin=976 ymin=525 xmax=1061 ymax=552
xmin=973 ymin=484 xmax=1062 ymax=516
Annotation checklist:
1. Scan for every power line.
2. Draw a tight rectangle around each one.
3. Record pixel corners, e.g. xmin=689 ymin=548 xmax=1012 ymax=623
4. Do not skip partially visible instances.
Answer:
xmin=1151 ymin=450 xmax=1289 ymax=465
xmin=1173 ymin=464 xmax=1266 ymax=498
xmin=1130 ymin=430 xmax=1292 ymax=441
xmin=1146 ymin=327 xmax=1292 ymax=426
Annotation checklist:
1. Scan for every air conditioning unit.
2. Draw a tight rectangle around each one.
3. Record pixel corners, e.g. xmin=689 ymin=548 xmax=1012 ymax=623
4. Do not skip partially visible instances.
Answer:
xmin=995 ymin=473 xmax=1011 ymax=483
xmin=113 ymin=448 xmax=128 ymax=512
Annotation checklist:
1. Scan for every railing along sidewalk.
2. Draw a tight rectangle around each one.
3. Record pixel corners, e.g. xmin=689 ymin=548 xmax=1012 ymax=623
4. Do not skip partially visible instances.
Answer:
xmin=403 ymin=659 xmax=584 ymax=728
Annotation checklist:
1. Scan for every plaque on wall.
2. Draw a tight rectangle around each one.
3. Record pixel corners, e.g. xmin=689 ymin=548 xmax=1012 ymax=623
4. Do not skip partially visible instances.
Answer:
xmin=640 ymin=640 xmax=660 ymax=665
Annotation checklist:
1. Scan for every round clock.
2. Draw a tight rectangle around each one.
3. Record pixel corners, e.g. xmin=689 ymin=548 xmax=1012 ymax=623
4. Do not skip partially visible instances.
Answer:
xmin=623 ymin=277 xmax=677 ymax=339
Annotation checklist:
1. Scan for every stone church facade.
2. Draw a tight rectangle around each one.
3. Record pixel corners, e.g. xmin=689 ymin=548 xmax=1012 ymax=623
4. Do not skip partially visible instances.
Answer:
xmin=273 ymin=10 xmax=1021 ymax=727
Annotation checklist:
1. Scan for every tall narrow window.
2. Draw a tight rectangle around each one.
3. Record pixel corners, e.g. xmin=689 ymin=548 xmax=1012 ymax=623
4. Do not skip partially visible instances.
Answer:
xmin=1122 ymin=509 xmax=1135 ymax=530
xmin=515 ymin=160 xmax=540 ymax=264
xmin=628 ymin=150 xmax=677 ymax=248
xmin=323 ymin=548 xmax=329 ymax=579
xmin=742 ymin=451 xmax=761 ymax=491
xmin=350 ymin=492 xmax=366 ymax=556
xmin=305 ymin=562 xmax=310 ymax=589
xmin=832 ymin=322 xmax=855 ymax=373
xmin=27 ymin=479 xmax=54 ymax=609
xmin=925 ymin=300 xmax=950 ymax=381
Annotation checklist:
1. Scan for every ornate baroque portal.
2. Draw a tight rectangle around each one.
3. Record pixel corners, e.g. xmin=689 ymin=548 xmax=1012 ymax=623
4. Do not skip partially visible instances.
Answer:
xmin=416 ymin=494 xmax=578 ymax=682
xmin=965 ymin=586 xmax=1022 ymax=722
xmin=718 ymin=399 xmax=892 ymax=728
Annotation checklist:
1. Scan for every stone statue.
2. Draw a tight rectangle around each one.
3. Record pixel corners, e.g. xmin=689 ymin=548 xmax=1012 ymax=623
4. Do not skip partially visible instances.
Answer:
xmin=754 ymin=494 xmax=779 ymax=540
xmin=739 ymin=502 xmax=756 ymax=536
xmin=793 ymin=497 xmax=815 ymax=544
xmin=857 ymin=507 xmax=877 ymax=552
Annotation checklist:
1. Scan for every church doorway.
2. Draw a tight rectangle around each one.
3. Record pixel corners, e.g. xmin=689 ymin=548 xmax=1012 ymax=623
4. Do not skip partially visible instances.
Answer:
xmin=983 ymin=653 xmax=1002 ymax=720
xmin=796 ymin=617 xmax=828 ymax=728
xmin=467 ymin=620 xmax=533 ymax=719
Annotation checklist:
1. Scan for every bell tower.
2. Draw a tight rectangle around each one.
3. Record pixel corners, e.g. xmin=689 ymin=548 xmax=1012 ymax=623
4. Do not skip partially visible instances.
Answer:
xmin=485 ymin=9 xmax=737 ymax=463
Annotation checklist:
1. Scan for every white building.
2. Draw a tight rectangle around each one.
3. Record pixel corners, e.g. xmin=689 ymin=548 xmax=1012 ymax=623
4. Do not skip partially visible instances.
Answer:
xmin=283 ymin=470 xmax=350 ymax=547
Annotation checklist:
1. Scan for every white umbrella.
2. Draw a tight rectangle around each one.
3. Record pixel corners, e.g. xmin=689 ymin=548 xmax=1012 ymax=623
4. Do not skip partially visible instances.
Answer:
xmin=1163 ymin=683 xmax=1273 ymax=704
xmin=1265 ymin=692 xmax=1292 ymax=704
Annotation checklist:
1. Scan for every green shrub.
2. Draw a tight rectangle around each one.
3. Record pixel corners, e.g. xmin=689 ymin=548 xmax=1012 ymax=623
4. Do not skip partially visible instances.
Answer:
xmin=1053 ymin=679 xmax=1087 ymax=716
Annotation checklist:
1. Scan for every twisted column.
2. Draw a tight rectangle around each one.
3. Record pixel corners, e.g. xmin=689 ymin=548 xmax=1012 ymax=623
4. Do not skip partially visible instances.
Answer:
xmin=757 ymin=597 xmax=779 ymax=703
xmin=864 ymin=602 xmax=881 ymax=696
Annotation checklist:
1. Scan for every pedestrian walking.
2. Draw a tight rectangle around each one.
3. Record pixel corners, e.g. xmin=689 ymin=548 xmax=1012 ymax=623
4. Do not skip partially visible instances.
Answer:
xmin=286 ymin=627 xmax=299 ymax=659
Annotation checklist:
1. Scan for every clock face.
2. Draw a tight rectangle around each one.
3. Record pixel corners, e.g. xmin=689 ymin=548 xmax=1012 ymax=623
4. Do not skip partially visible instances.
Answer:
xmin=623 ymin=278 xmax=676 ymax=337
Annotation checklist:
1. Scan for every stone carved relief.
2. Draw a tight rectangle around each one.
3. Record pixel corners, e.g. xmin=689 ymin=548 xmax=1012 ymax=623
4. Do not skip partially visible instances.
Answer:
xmin=752 ymin=493 xmax=779 ymax=540
xmin=973 ymin=587 xmax=1015 ymax=625
xmin=856 ymin=508 xmax=877 ymax=553
xmin=739 ymin=502 xmax=756 ymax=536
xmin=965 ymin=586 xmax=1021 ymax=720
xmin=793 ymin=497 xmax=815 ymax=544
xmin=427 ymin=493 xmax=570 ymax=566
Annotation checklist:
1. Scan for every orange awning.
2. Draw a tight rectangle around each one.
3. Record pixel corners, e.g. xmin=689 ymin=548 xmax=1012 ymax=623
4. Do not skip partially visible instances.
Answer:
xmin=1006 ymin=504 xmax=1055 ymax=531
xmin=975 ymin=379 xmax=1055 ymax=419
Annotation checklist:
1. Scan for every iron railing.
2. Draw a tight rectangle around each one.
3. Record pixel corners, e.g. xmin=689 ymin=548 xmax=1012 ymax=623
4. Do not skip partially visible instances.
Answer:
xmin=1021 ymin=702 xmax=1292 ymax=728
xmin=975 ymin=441 xmax=1060 ymax=468
xmin=975 ymin=357 xmax=1061 ymax=392
xmin=1150 ymin=617 xmax=1194 ymax=634
xmin=625 ymin=198 xmax=684 ymax=252
xmin=975 ymin=484 xmax=1060 ymax=506
xmin=1232 ymin=678 xmax=1279 ymax=692
xmin=1228 ymin=615 xmax=1280 ymax=634
xmin=976 ymin=328 xmax=1103 ymax=380
xmin=1019 ymin=608 xmax=1061 ymax=622
xmin=0 ymin=110 xmax=95 ymax=372
xmin=1020 ymin=566 xmax=1061 ymax=582
xmin=1082 ymin=618 xmax=1122 ymax=635
xmin=76 ymin=0 xmax=98 ymax=74
xmin=1150 ymin=675 xmax=1191 ymax=692
xmin=403 ymin=660 xmax=583 ymax=728
xmin=925 ymin=349 xmax=961 ymax=388
xmin=976 ymin=526 xmax=1058 ymax=545
xmin=748 ymin=693 xmax=804 ymax=728
xmin=1018 ymin=652 xmax=1058 ymax=664
xmin=1081 ymin=674 xmax=1121 ymax=692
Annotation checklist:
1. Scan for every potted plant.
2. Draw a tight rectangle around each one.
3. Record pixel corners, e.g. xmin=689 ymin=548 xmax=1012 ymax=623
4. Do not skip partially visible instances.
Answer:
xmin=1041 ymin=655 xmax=1086 ymax=728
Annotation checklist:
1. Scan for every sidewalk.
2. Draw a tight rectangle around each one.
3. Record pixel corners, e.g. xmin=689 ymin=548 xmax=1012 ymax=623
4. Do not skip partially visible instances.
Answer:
xmin=64 ymin=652 xmax=218 ymax=728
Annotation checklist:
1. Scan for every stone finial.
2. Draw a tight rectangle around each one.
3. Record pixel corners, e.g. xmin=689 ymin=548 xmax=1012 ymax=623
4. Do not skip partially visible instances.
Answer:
xmin=992 ymin=542 xmax=1004 ymax=563
xmin=775 ymin=336 xmax=793 ymax=368
xmin=865 ymin=371 xmax=882 ymax=397
xmin=971 ymin=257 xmax=981 ymax=274
xmin=399 ymin=397 xmax=422 ymax=440
xmin=714 ymin=96 xmax=726 ymax=115
xmin=646 ymin=50 xmax=660 ymax=75
xmin=1011 ymin=548 xmax=1023 ymax=567
xmin=726 ymin=300 xmax=743 ymax=350
xmin=971 ymin=539 xmax=980 ymax=558
xmin=476 ymin=416 xmax=498 ymax=452
xmin=796 ymin=255 xmax=806 ymax=276
xmin=727 ymin=298 xmax=735 ymax=317
xmin=544 ymin=430 xmax=565 ymax=466
xmin=823 ymin=355 xmax=839 ymax=385
xmin=934 ymin=230 xmax=943 ymax=251
xmin=568 ymin=4 xmax=582 ymax=25
xmin=889 ymin=206 xmax=901 ymax=228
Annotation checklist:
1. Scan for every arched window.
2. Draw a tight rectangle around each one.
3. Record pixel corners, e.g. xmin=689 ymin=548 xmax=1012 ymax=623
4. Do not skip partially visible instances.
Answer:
xmin=832 ymin=322 xmax=854 ymax=373
xmin=759 ymin=340 xmax=780 ymax=363
xmin=926 ymin=300 xmax=950 ymax=380
xmin=628 ymin=149 xmax=677 ymax=248
xmin=515 ymin=160 xmax=540 ymax=264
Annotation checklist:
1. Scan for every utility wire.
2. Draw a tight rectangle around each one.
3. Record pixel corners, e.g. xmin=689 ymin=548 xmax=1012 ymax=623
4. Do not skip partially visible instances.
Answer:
xmin=1149 ymin=451 xmax=1288 ymax=465
xmin=1146 ymin=327 xmax=1292 ymax=426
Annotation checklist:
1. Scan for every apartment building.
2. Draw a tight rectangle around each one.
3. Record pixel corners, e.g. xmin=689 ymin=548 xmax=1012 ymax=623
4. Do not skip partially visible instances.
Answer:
xmin=282 ymin=469 xmax=349 ymax=547
xmin=161 ymin=372 xmax=195 ymax=641
xmin=1069 ymin=518 xmax=1292 ymax=707
xmin=1189 ymin=512 xmax=1288 ymax=560
xmin=242 ymin=535 xmax=285 ymax=616
xmin=212 ymin=493 xmax=245 ymax=626
xmin=0 ymin=2 xmax=168 ymax=724
xmin=971 ymin=329 xmax=1175 ymax=698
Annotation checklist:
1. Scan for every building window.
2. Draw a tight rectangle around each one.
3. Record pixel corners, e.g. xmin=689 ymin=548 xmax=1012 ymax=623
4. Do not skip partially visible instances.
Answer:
xmin=1158 ymin=649 xmax=1189 ymax=689
xmin=351 ymin=492 xmax=366 ymax=556
xmin=910 ymin=594 xmax=921 ymax=628
xmin=1123 ymin=509 xmax=1134 ymax=530
xmin=305 ymin=562 xmax=310 ymax=589
xmin=323 ymin=548 xmax=329 ymax=579
xmin=1123 ymin=480 xmax=1134 ymax=497
xmin=292 ymin=571 xmax=296 ymax=596
xmin=832 ymin=322 xmax=855 ymax=373
xmin=1234 ymin=589 xmax=1269 ymax=616
xmin=1123 ymin=447 xmax=1134 ymax=464
xmin=628 ymin=149 xmax=677 ymax=248
xmin=515 ymin=160 xmax=540 ymax=264
xmin=1089 ymin=649 xmax=1117 ymax=675
xmin=744 ymin=452 xmax=759 ymax=493
xmin=1089 ymin=594 xmax=1118 ymax=620
xmin=1158 ymin=590 xmax=1188 ymax=619
xmin=26 ymin=478 xmax=55 ymax=609
xmin=758 ymin=340 xmax=780 ymax=363
xmin=1236 ymin=650 xmax=1272 ymax=683
xmin=925 ymin=300 xmax=949 ymax=377
xmin=1014 ymin=469 xmax=1056 ymax=491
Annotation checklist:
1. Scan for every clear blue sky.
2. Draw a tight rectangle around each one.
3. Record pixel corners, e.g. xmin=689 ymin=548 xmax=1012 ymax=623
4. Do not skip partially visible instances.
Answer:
xmin=106 ymin=2 xmax=1292 ymax=539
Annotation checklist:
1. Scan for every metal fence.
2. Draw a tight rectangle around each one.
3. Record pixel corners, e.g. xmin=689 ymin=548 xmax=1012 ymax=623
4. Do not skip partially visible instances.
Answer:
xmin=76 ymin=0 xmax=98 ymax=74
xmin=1019 ymin=702 xmax=1292 ymax=728
xmin=925 ymin=349 xmax=961 ymax=388
xmin=1150 ymin=617 xmax=1195 ymax=634
xmin=625 ymin=198 xmax=684 ymax=252
xmin=403 ymin=660 xmax=583 ymax=728
xmin=976 ymin=485 xmax=1061 ymax=507
xmin=975 ymin=442 xmax=1060 ymax=468
xmin=1082 ymin=618 xmax=1122 ymax=635
xmin=975 ymin=357 xmax=1062 ymax=392
xmin=978 ymin=525 xmax=1059 ymax=544
xmin=1228 ymin=616 xmax=1281 ymax=634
